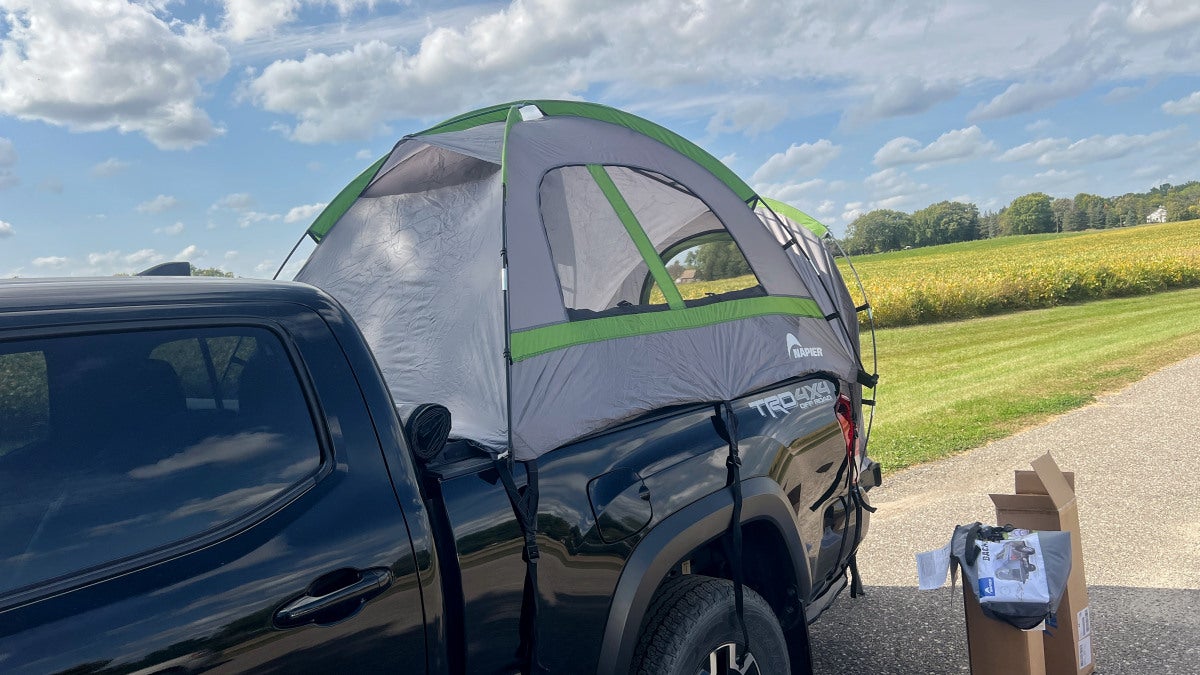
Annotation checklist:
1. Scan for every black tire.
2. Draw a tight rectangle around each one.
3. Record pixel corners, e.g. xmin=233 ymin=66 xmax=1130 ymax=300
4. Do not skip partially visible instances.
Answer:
xmin=632 ymin=574 xmax=790 ymax=675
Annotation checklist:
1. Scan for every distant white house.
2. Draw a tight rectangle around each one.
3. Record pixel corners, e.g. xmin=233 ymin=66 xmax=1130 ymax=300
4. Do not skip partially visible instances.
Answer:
xmin=676 ymin=269 xmax=698 ymax=284
xmin=1147 ymin=206 xmax=1168 ymax=224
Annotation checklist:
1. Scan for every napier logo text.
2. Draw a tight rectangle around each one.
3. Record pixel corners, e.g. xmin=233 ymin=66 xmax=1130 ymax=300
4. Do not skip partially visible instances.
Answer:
xmin=749 ymin=380 xmax=835 ymax=418
xmin=786 ymin=333 xmax=823 ymax=359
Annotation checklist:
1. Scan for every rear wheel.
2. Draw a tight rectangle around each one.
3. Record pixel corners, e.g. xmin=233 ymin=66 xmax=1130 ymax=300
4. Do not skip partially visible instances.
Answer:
xmin=633 ymin=575 xmax=790 ymax=675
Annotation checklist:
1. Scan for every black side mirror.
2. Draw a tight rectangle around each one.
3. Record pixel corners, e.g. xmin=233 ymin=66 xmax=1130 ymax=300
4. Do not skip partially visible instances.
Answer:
xmin=402 ymin=403 xmax=452 ymax=464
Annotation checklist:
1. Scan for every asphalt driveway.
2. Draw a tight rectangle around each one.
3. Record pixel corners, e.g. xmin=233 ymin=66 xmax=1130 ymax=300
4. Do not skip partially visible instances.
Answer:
xmin=809 ymin=354 xmax=1200 ymax=674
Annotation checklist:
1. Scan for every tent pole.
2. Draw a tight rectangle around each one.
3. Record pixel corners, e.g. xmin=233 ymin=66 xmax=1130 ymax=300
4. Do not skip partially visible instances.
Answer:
xmin=272 ymin=232 xmax=309 ymax=280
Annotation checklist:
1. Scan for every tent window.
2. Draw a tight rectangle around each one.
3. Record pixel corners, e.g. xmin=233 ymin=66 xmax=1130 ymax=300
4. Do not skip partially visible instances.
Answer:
xmin=539 ymin=166 xmax=673 ymax=318
xmin=539 ymin=165 xmax=764 ymax=320
xmin=645 ymin=231 xmax=765 ymax=307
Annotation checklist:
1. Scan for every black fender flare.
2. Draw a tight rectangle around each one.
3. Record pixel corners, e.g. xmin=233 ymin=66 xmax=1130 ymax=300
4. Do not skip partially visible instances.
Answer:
xmin=596 ymin=476 xmax=812 ymax=674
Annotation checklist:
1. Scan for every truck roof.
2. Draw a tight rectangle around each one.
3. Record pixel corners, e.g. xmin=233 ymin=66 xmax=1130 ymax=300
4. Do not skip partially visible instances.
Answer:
xmin=0 ymin=276 xmax=335 ymax=315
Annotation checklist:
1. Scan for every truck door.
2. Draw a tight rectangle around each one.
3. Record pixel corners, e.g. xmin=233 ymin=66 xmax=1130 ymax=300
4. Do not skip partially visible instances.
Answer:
xmin=0 ymin=312 xmax=427 ymax=673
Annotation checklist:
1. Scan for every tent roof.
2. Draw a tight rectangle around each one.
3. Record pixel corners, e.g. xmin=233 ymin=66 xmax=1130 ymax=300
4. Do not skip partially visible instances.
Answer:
xmin=305 ymin=100 xmax=757 ymax=242
xmin=760 ymin=197 xmax=829 ymax=238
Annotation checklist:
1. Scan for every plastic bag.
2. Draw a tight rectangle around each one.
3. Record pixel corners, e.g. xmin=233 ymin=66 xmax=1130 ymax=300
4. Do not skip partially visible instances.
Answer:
xmin=950 ymin=523 xmax=1072 ymax=630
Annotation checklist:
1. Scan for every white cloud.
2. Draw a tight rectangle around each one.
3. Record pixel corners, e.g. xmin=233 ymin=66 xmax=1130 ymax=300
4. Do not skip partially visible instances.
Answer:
xmin=841 ymin=202 xmax=865 ymax=224
xmin=1034 ymin=168 xmax=1085 ymax=184
xmin=243 ymin=1 xmax=875 ymax=142
xmin=236 ymin=1 xmax=1200 ymax=145
xmin=88 ymin=251 xmax=120 ymax=267
xmin=221 ymin=0 xmax=302 ymax=42
xmin=0 ymin=1 xmax=229 ymax=149
xmin=221 ymin=0 xmax=394 ymax=42
xmin=124 ymin=249 xmax=162 ymax=265
xmin=1041 ymin=129 xmax=1179 ymax=164
xmin=212 ymin=192 xmax=255 ymax=211
xmin=355 ymin=149 xmax=373 ymax=160
xmin=90 ymin=157 xmax=130 ymax=177
xmin=970 ymin=73 xmax=1097 ymax=121
xmin=706 ymin=97 xmax=788 ymax=137
xmin=136 ymin=195 xmax=180 ymax=214
xmin=752 ymin=140 xmax=841 ymax=183
xmin=224 ymin=250 xmax=239 ymax=260
xmin=0 ymin=137 xmax=16 ymax=189
xmin=0 ymin=137 xmax=15 ymax=166
xmin=845 ymin=76 xmax=958 ymax=124
xmin=155 ymin=222 xmax=186 ymax=235
xmin=38 ymin=177 xmax=64 ymax=194
xmin=766 ymin=179 xmax=836 ymax=203
xmin=865 ymin=168 xmax=927 ymax=198
xmin=873 ymin=126 xmax=995 ymax=169
xmin=0 ymin=220 xmax=13 ymax=237
xmin=175 ymin=244 xmax=198 ymax=260
xmin=1017 ymin=128 xmax=1183 ymax=165
xmin=1162 ymin=91 xmax=1200 ymax=115
xmin=968 ymin=6 xmax=1130 ymax=121
xmin=997 ymin=137 xmax=1070 ymax=162
xmin=1103 ymin=84 xmax=1143 ymax=103
xmin=1025 ymin=119 xmax=1053 ymax=132
xmin=284 ymin=202 xmax=327 ymax=223
xmin=33 ymin=256 xmax=69 ymax=268
xmin=238 ymin=211 xmax=281 ymax=228
xmin=1127 ymin=0 xmax=1200 ymax=33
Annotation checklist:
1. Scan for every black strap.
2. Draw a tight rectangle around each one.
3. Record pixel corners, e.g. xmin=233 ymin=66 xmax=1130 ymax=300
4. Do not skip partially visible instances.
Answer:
xmin=848 ymin=554 xmax=865 ymax=598
xmin=493 ymin=455 xmax=546 ymax=674
xmin=715 ymin=402 xmax=751 ymax=656
xmin=824 ymin=311 xmax=840 ymax=321
xmin=809 ymin=455 xmax=849 ymax=512
xmin=857 ymin=369 xmax=879 ymax=388
xmin=781 ymin=236 xmax=797 ymax=249
xmin=855 ymin=302 xmax=871 ymax=313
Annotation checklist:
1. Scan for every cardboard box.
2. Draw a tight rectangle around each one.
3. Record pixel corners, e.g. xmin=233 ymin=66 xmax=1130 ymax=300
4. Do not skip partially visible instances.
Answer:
xmin=990 ymin=454 xmax=1094 ymax=675
xmin=963 ymin=585 xmax=1046 ymax=675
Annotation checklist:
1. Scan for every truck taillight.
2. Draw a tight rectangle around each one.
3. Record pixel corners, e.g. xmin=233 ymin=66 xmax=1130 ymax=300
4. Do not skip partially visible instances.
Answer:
xmin=834 ymin=393 xmax=858 ymax=482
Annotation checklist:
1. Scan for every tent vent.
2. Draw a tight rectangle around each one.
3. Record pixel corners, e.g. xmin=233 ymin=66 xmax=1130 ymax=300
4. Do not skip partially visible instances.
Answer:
xmin=518 ymin=105 xmax=544 ymax=121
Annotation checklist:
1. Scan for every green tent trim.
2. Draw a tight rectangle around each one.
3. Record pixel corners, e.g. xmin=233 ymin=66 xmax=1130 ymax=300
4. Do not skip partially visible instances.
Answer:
xmin=307 ymin=154 xmax=389 ymax=242
xmin=509 ymin=295 xmax=823 ymax=362
xmin=761 ymin=197 xmax=829 ymax=238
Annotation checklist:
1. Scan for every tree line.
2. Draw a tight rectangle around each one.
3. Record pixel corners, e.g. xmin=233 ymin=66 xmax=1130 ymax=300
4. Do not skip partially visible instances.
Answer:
xmin=841 ymin=181 xmax=1200 ymax=255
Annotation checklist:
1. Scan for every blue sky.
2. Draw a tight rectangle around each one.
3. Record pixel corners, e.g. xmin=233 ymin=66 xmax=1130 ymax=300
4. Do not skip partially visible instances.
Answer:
xmin=1 ymin=0 xmax=1199 ymax=278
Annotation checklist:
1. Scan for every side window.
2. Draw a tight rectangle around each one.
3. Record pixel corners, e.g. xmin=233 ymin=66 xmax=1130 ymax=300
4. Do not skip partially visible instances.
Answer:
xmin=0 ymin=326 xmax=322 ymax=596
xmin=647 ymin=232 xmax=761 ymax=306
xmin=539 ymin=165 xmax=763 ymax=320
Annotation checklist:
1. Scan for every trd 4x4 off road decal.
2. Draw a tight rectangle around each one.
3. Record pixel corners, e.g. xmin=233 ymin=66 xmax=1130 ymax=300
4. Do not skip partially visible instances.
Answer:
xmin=749 ymin=380 xmax=835 ymax=418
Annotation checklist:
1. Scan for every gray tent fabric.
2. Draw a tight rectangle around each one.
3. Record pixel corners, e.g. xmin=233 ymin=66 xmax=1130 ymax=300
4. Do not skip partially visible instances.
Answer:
xmin=511 ymin=315 xmax=854 ymax=456
xmin=294 ymin=100 xmax=868 ymax=460
xmin=755 ymin=203 xmax=861 ymax=361
xmin=297 ymin=168 xmax=508 ymax=450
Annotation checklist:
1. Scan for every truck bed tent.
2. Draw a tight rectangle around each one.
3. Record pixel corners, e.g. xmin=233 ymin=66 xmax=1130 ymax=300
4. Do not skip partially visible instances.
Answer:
xmin=294 ymin=100 xmax=871 ymax=461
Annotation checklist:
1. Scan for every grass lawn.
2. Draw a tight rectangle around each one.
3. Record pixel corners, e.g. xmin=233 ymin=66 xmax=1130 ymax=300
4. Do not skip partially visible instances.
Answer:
xmin=867 ymin=286 xmax=1200 ymax=473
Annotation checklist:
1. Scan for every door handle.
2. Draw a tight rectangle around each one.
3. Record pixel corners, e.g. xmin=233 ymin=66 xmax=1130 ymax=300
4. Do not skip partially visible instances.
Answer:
xmin=274 ymin=567 xmax=393 ymax=627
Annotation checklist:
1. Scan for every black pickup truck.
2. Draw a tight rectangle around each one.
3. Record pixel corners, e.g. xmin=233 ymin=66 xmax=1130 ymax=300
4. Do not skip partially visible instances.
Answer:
xmin=0 ymin=277 xmax=878 ymax=674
